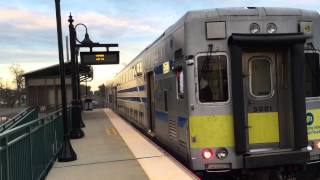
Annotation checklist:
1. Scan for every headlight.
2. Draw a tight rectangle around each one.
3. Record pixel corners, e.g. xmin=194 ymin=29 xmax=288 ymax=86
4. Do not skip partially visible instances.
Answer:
xmin=250 ymin=23 xmax=260 ymax=34
xmin=215 ymin=148 xmax=228 ymax=160
xmin=267 ymin=23 xmax=277 ymax=34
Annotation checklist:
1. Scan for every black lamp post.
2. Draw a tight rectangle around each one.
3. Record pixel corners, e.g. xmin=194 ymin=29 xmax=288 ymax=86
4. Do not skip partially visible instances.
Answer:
xmin=68 ymin=15 xmax=119 ymax=134
xmin=74 ymin=23 xmax=95 ymax=127
xmin=68 ymin=14 xmax=85 ymax=139
xmin=54 ymin=0 xmax=77 ymax=162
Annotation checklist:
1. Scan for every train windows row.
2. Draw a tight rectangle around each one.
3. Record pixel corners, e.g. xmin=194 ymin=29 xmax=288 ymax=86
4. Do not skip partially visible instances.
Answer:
xmin=117 ymin=103 xmax=144 ymax=125
xmin=195 ymin=52 xmax=320 ymax=103
xmin=115 ymin=62 xmax=144 ymax=85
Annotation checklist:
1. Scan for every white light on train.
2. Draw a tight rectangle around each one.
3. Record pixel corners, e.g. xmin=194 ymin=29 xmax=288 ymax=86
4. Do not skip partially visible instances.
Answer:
xmin=249 ymin=23 xmax=260 ymax=34
xmin=216 ymin=148 xmax=228 ymax=160
xmin=267 ymin=23 xmax=277 ymax=34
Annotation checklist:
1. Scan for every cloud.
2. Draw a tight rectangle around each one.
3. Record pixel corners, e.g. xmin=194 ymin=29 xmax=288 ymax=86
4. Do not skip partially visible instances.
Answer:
xmin=1 ymin=0 xmax=320 ymax=90
xmin=0 ymin=48 xmax=57 ymax=62
xmin=77 ymin=11 xmax=160 ymax=33
xmin=0 ymin=7 xmax=56 ymax=30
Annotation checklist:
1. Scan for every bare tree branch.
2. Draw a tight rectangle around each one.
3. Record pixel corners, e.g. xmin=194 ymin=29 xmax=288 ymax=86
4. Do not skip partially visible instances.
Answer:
xmin=9 ymin=64 xmax=25 ymax=106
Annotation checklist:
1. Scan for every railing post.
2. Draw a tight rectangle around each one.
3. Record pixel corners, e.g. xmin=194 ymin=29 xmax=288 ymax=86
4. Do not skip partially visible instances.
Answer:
xmin=0 ymin=137 xmax=8 ymax=180
xmin=4 ymin=137 xmax=9 ymax=180
xmin=42 ymin=118 xmax=46 ymax=169
xmin=28 ymin=126 xmax=34 ymax=180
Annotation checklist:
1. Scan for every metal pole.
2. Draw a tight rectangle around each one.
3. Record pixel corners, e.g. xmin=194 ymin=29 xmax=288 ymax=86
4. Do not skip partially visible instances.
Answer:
xmin=66 ymin=36 xmax=69 ymax=61
xmin=85 ymin=81 xmax=88 ymax=97
xmin=69 ymin=14 xmax=84 ymax=139
xmin=54 ymin=0 xmax=76 ymax=162
xmin=75 ymin=50 xmax=81 ymax=100
xmin=76 ymin=53 xmax=86 ymax=127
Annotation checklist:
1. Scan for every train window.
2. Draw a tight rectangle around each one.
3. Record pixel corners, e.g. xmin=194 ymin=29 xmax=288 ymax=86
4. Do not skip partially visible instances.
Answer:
xmin=176 ymin=68 xmax=184 ymax=99
xmin=109 ymin=95 xmax=113 ymax=103
xmin=305 ymin=52 xmax=320 ymax=97
xmin=197 ymin=55 xmax=228 ymax=102
xmin=249 ymin=58 xmax=272 ymax=97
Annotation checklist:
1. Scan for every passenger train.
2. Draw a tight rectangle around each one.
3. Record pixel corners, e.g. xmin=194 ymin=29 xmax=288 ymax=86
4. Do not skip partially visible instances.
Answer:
xmin=106 ymin=7 xmax=320 ymax=178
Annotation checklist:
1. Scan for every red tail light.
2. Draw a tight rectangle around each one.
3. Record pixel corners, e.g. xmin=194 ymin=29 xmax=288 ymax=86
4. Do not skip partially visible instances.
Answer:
xmin=316 ymin=141 xmax=320 ymax=149
xmin=202 ymin=148 xmax=214 ymax=160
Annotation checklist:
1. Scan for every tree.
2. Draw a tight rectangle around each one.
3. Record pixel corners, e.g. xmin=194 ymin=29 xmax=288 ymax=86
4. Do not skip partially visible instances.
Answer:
xmin=80 ymin=84 xmax=92 ymax=98
xmin=0 ymin=78 xmax=15 ymax=108
xmin=9 ymin=64 xmax=25 ymax=106
xmin=0 ymin=78 xmax=4 ymax=107
xmin=98 ymin=84 xmax=106 ymax=97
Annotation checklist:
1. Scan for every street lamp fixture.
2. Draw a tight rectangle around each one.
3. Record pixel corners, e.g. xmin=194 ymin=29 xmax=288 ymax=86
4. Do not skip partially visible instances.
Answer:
xmin=68 ymin=14 xmax=120 ymax=137
xmin=75 ymin=23 xmax=95 ymax=45
xmin=68 ymin=14 xmax=85 ymax=139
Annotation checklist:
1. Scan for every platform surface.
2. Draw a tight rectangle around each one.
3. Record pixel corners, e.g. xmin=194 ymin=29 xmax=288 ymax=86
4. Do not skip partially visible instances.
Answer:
xmin=46 ymin=109 xmax=197 ymax=180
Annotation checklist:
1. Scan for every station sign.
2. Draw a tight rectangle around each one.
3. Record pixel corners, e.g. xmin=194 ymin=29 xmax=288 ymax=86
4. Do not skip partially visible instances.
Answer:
xmin=80 ymin=51 xmax=119 ymax=65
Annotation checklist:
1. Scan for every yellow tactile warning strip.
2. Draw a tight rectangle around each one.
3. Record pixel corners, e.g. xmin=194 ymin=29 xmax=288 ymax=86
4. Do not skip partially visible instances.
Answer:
xmin=104 ymin=109 xmax=199 ymax=180
xmin=106 ymin=127 xmax=118 ymax=135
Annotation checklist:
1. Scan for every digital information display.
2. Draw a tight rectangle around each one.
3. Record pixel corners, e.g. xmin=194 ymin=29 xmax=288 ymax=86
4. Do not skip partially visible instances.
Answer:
xmin=80 ymin=51 xmax=119 ymax=65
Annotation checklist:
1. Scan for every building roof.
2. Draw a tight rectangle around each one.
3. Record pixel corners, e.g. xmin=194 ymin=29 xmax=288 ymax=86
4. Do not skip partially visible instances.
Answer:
xmin=23 ymin=62 xmax=93 ymax=81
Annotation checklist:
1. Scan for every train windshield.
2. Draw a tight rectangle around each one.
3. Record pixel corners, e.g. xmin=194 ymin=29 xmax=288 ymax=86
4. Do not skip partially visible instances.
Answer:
xmin=197 ymin=54 xmax=228 ymax=103
xmin=305 ymin=52 xmax=320 ymax=98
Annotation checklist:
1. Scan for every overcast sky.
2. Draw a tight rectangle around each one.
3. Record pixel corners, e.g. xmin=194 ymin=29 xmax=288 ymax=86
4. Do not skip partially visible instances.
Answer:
xmin=0 ymin=0 xmax=319 ymax=90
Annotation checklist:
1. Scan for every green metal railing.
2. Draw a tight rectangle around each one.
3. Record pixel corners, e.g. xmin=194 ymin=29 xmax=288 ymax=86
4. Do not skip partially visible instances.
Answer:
xmin=0 ymin=108 xmax=38 ymax=133
xmin=0 ymin=108 xmax=67 ymax=180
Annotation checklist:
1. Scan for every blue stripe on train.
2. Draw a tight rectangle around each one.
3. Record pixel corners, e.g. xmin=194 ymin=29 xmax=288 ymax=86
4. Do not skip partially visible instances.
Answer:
xmin=155 ymin=111 xmax=187 ymax=126
xmin=155 ymin=111 xmax=168 ymax=122
xmin=117 ymin=97 xmax=147 ymax=103
xmin=154 ymin=61 xmax=175 ymax=75
xmin=117 ymin=85 xmax=145 ymax=93
xmin=177 ymin=116 xmax=187 ymax=128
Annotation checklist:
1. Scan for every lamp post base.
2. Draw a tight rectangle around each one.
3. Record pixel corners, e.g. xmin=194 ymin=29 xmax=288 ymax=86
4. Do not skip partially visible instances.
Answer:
xmin=70 ymin=129 xmax=85 ymax=139
xmin=58 ymin=138 xmax=77 ymax=162
xmin=80 ymin=118 xmax=86 ymax=128
xmin=70 ymin=100 xmax=85 ymax=139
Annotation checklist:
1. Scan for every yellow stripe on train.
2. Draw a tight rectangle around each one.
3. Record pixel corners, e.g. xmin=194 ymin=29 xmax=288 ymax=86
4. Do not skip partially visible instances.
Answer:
xmin=248 ymin=112 xmax=279 ymax=144
xmin=307 ymin=109 xmax=320 ymax=140
xmin=189 ymin=115 xmax=235 ymax=148
xmin=189 ymin=112 xmax=280 ymax=148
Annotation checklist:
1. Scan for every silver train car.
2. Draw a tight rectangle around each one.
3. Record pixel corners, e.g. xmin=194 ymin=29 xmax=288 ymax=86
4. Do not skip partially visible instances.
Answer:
xmin=106 ymin=7 xmax=320 ymax=177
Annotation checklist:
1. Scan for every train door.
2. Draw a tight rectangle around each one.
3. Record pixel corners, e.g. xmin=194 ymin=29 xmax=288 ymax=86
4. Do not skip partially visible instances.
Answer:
xmin=147 ymin=72 xmax=155 ymax=132
xmin=242 ymin=51 xmax=287 ymax=150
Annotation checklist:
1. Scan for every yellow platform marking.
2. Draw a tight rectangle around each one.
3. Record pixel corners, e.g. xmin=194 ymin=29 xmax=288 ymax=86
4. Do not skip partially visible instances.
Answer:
xmin=106 ymin=128 xmax=118 ymax=135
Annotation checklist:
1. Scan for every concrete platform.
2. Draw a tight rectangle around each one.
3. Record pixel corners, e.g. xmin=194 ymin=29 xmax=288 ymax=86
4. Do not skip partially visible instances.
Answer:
xmin=46 ymin=109 xmax=198 ymax=180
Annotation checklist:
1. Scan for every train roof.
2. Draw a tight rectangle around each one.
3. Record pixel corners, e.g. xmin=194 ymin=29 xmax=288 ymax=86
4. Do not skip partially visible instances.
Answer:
xmin=112 ymin=7 xmax=320 ymax=82
xmin=185 ymin=7 xmax=319 ymax=19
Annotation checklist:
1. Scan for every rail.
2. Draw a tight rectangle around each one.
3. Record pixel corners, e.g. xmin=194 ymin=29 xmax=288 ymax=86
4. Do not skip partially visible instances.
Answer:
xmin=0 ymin=108 xmax=38 ymax=133
xmin=0 ymin=108 xmax=66 ymax=180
